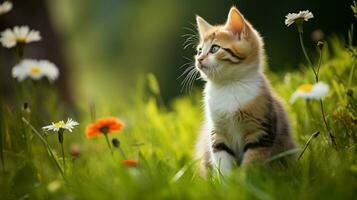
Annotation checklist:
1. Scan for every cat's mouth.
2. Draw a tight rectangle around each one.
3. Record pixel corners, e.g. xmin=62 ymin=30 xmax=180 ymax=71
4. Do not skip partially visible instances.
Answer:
xmin=198 ymin=64 xmax=208 ymax=71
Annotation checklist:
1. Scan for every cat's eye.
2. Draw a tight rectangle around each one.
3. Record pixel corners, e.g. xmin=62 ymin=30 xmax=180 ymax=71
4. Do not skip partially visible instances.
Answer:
xmin=209 ymin=45 xmax=220 ymax=54
xmin=197 ymin=48 xmax=202 ymax=55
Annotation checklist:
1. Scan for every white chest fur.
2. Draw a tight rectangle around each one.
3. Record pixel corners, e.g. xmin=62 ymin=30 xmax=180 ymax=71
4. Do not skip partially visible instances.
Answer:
xmin=203 ymin=77 xmax=262 ymax=143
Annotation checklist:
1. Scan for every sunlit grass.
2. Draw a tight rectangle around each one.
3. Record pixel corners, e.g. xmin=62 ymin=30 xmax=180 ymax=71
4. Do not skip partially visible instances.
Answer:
xmin=1 ymin=35 xmax=356 ymax=199
xmin=1 ymin=2 xmax=357 ymax=199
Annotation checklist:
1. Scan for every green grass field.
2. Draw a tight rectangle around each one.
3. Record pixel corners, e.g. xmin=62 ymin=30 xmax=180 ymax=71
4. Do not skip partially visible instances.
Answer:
xmin=1 ymin=5 xmax=357 ymax=200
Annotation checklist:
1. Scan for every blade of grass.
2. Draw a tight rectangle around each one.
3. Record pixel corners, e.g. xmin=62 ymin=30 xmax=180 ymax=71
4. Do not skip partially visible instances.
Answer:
xmin=171 ymin=159 xmax=200 ymax=183
xmin=298 ymin=131 xmax=320 ymax=160
xmin=265 ymin=148 xmax=300 ymax=163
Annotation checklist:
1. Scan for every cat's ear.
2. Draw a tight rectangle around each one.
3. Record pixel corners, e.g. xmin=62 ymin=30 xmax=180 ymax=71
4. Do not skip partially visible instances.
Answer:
xmin=196 ymin=15 xmax=212 ymax=38
xmin=224 ymin=7 xmax=245 ymax=37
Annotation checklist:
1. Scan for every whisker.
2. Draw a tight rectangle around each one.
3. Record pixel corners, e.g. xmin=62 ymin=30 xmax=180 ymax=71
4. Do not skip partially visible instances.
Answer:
xmin=183 ymin=56 xmax=193 ymax=62
xmin=182 ymin=25 xmax=199 ymax=50
xmin=181 ymin=68 xmax=195 ymax=87
xmin=188 ymin=70 xmax=199 ymax=93
xmin=183 ymin=26 xmax=197 ymax=34
xmin=181 ymin=68 xmax=196 ymax=93
xmin=179 ymin=62 xmax=192 ymax=69
xmin=183 ymin=37 xmax=198 ymax=49
xmin=186 ymin=70 xmax=196 ymax=93
xmin=178 ymin=65 xmax=194 ymax=79
xmin=180 ymin=23 xmax=200 ymax=94
xmin=183 ymin=38 xmax=196 ymax=45
xmin=183 ymin=37 xmax=196 ymax=45
xmin=181 ymin=33 xmax=199 ymax=39
xmin=184 ymin=43 xmax=195 ymax=49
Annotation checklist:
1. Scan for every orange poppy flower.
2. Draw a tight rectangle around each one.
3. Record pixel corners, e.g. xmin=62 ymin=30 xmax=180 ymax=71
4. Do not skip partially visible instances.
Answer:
xmin=122 ymin=160 xmax=138 ymax=167
xmin=85 ymin=117 xmax=124 ymax=138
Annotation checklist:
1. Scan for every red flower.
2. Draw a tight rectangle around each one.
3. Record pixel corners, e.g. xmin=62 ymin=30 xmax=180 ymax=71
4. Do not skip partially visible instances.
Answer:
xmin=123 ymin=160 xmax=138 ymax=167
xmin=85 ymin=117 xmax=124 ymax=138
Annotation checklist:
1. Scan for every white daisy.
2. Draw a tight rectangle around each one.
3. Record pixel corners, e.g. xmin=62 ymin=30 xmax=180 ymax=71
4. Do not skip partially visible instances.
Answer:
xmin=285 ymin=10 xmax=314 ymax=27
xmin=0 ymin=25 xmax=41 ymax=48
xmin=42 ymin=118 xmax=79 ymax=133
xmin=12 ymin=59 xmax=59 ymax=82
xmin=290 ymin=82 xmax=329 ymax=103
xmin=0 ymin=1 xmax=12 ymax=15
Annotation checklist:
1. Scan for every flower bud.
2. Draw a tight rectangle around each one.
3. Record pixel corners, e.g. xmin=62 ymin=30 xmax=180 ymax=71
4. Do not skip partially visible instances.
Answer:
xmin=70 ymin=145 xmax=81 ymax=159
xmin=112 ymin=138 xmax=120 ymax=148
xmin=22 ymin=102 xmax=31 ymax=114
xmin=317 ymin=41 xmax=324 ymax=50
xmin=311 ymin=29 xmax=324 ymax=42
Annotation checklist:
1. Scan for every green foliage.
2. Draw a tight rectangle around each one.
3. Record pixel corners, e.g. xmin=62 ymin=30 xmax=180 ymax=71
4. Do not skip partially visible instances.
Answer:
xmin=1 ymin=7 xmax=357 ymax=199
xmin=1 ymin=35 xmax=357 ymax=199
xmin=352 ymin=0 xmax=357 ymax=19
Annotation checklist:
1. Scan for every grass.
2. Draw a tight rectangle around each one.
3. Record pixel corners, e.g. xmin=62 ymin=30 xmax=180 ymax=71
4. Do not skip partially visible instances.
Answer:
xmin=1 ymin=18 xmax=357 ymax=200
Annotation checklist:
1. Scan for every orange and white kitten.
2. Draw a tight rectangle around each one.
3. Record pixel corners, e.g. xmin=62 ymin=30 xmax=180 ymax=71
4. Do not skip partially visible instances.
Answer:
xmin=194 ymin=7 xmax=296 ymax=176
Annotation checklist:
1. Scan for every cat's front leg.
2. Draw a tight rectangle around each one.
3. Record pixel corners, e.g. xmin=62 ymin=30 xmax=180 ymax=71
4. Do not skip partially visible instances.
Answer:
xmin=241 ymin=147 xmax=272 ymax=166
xmin=241 ymin=130 xmax=274 ymax=166
xmin=210 ymin=131 xmax=236 ymax=175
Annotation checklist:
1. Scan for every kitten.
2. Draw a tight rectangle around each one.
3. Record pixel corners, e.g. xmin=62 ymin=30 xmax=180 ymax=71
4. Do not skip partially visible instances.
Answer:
xmin=194 ymin=7 xmax=296 ymax=176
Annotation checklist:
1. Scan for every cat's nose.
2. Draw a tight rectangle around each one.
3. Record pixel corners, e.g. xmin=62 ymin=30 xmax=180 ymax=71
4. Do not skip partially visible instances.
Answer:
xmin=198 ymin=56 xmax=206 ymax=64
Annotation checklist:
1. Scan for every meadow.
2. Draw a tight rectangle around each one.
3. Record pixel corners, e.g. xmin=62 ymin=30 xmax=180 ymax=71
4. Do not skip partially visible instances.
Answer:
xmin=0 ymin=1 xmax=357 ymax=200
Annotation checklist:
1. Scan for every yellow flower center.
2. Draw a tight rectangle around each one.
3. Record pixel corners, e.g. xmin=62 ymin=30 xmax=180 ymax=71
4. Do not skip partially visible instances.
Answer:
xmin=298 ymin=84 xmax=313 ymax=92
xmin=54 ymin=121 xmax=65 ymax=127
xmin=16 ymin=37 xmax=27 ymax=43
xmin=31 ymin=66 xmax=42 ymax=74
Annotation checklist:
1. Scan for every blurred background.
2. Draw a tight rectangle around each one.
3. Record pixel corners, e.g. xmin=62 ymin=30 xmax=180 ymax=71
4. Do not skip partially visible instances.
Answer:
xmin=0 ymin=0 xmax=355 ymax=105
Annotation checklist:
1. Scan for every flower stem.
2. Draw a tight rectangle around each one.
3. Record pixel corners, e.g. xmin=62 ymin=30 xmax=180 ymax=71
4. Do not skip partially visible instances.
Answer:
xmin=20 ymin=114 xmax=29 ymax=153
xmin=298 ymin=32 xmax=312 ymax=65
xmin=104 ymin=133 xmax=113 ymax=154
xmin=297 ymin=31 xmax=336 ymax=147
xmin=319 ymin=99 xmax=337 ymax=146
xmin=15 ymin=43 xmax=25 ymax=63
xmin=316 ymin=46 xmax=323 ymax=81
xmin=58 ymin=130 xmax=66 ymax=175
xmin=118 ymin=147 xmax=127 ymax=160
xmin=61 ymin=142 xmax=65 ymax=173
xmin=317 ymin=47 xmax=337 ymax=147
xmin=298 ymin=31 xmax=318 ymax=81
